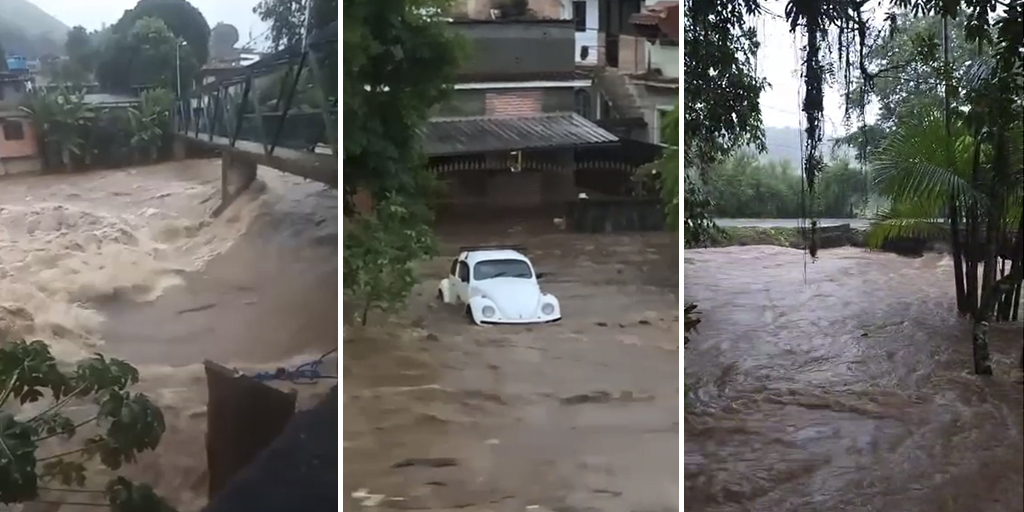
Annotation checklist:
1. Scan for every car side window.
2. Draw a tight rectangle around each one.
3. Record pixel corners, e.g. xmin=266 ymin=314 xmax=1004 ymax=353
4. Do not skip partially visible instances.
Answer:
xmin=449 ymin=258 xmax=458 ymax=276
xmin=457 ymin=261 xmax=470 ymax=282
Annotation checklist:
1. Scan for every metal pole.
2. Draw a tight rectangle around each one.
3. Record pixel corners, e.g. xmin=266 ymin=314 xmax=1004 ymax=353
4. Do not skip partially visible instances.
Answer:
xmin=301 ymin=0 xmax=312 ymax=49
xmin=176 ymin=41 xmax=183 ymax=128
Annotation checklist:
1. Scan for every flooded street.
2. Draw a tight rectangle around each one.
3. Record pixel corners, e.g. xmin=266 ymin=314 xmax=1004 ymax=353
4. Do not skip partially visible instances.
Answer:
xmin=343 ymin=231 xmax=680 ymax=511
xmin=0 ymin=161 xmax=337 ymax=511
xmin=684 ymin=246 xmax=1023 ymax=512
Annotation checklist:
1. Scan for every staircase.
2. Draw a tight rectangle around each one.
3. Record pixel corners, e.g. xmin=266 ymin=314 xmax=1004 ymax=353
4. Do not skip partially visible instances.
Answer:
xmin=592 ymin=67 xmax=645 ymax=120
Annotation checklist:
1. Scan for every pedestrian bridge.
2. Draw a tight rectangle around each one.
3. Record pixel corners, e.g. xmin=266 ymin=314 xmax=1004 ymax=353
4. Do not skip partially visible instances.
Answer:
xmin=174 ymin=22 xmax=337 ymax=215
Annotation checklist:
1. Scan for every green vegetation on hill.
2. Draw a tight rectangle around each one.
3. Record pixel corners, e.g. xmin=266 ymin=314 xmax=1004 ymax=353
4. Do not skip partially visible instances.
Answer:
xmin=0 ymin=0 xmax=68 ymax=58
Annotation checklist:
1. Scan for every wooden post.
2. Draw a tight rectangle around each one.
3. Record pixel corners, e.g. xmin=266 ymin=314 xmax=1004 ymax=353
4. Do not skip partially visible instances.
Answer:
xmin=204 ymin=360 xmax=297 ymax=501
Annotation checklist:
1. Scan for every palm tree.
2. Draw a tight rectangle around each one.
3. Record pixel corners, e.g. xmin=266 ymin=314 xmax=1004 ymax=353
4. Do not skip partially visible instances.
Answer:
xmin=867 ymin=106 xmax=1023 ymax=375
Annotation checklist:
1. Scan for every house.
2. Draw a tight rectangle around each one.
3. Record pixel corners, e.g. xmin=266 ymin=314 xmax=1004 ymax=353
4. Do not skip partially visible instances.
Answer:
xmin=0 ymin=72 xmax=41 ymax=176
xmin=448 ymin=0 xmax=600 ymax=65
xmin=423 ymin=19 xmax=620 ymax=215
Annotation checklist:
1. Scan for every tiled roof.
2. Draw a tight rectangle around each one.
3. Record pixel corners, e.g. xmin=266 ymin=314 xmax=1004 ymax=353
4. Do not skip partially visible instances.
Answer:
xmin=423 ymin=113 xmax=618 ymax=156
xmin=629 ymin=1 xmax=680 ymax=41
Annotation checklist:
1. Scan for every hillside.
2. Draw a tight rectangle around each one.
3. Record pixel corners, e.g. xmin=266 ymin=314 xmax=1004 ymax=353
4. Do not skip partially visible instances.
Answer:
xmin=762 ymin=126 xmax=856 ymax=166
xmin=0 ymin=0 xmax=68 ymax=58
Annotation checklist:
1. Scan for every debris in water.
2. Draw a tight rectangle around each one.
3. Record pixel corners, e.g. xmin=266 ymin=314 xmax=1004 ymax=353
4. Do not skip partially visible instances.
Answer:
xmin=177 ymin=303 xmax=217 ymax=315
xmin=391 ymin=457 xmax=458 ymax=469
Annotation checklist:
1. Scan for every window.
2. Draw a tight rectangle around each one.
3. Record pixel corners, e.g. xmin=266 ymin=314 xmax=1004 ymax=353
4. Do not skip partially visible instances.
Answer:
xmin=2 ymin=120 xmax=25 ymax=141
xmin=473 ymin=259 xmax=533 ymax=281
xmin=457 ymin=261 xmax=470 ymax=282
xmin=654 ymin=106 xmax=674 ymax=144
xmin=573 ymin=1 xmax=587 ymax=32
xmin=449 ymin=259 xmax=459 ymax=276
xmin=573 ymin=89 xmax=592 ymax=119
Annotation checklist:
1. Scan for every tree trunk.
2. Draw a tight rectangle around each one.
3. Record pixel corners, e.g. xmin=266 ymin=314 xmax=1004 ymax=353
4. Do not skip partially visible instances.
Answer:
xmin=950 ymin=200 xmax=968 ymax=314
xmin=360 ymin=299 xmax=371 ymax=326
xmin=964 ymin=134 xmax=984 ymax=315
xmin=972 ymin=320 xmax=993 ymax=375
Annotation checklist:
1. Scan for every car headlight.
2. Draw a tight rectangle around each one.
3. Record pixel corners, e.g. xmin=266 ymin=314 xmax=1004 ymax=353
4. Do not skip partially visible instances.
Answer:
xmin=541 ymin=302 xmax=555 ymax=316
xmin=482 ymin=305 xmax=496 ymax=318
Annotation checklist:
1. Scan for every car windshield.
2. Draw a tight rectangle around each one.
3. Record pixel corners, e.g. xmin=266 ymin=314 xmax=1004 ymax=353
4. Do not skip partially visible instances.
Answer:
xmin=473 ymin=259 xmax=533 ymax=280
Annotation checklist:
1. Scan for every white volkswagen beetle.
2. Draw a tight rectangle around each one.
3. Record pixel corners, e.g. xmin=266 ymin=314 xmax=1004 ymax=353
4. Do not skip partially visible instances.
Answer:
xmin=437 ymin=245 xmax=561 ymax=325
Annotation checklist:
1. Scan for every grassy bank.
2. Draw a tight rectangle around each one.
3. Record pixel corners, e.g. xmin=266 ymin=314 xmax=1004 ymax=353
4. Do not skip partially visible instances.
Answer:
xmin=709 ymin=226 xmax=868 ymax=249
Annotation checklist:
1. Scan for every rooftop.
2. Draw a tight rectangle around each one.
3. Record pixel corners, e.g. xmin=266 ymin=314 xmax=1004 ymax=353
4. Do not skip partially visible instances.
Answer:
xmin=423 ymin=113 xmax=618 ymax=157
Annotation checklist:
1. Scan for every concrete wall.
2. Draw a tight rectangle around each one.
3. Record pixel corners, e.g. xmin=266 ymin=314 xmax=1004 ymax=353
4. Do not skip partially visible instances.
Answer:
xmin=0 ymin=115 xmax=39 ymax=159
xmin=636 ymin=86 xmax=677 ymax=143
xmin=617 ymin=34 xmax=646 ymax=74
xmin=0 ymin=81 xmax=30 ymax=110
xmin=647 ymin=42 xmax=678 ymax=78
xmin=439 ymin=148 xmax=577 ymax=211
xmin=452 ymin=21 xmax=576 ymax=78
xmin=436 ymin=88 xmax=576 ymax=117
xmin=0 ymin=156 xmax=42 ymax=176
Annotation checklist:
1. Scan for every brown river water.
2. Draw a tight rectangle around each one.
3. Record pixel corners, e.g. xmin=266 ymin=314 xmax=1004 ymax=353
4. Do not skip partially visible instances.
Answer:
xmin=684 ymin=246 xmax=1024 ymax=512
xmin=1 ymin=161 xmax=337 ymax=511
xmin=343 ymin=226 xmax=680 ymax=511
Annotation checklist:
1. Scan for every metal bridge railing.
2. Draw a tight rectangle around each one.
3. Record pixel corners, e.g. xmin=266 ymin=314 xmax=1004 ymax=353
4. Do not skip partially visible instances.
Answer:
xmin=174 ymin=23 xmax=338 ymax=158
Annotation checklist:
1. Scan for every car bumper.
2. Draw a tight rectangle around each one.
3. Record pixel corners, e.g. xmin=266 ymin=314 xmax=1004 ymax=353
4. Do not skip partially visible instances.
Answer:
xmin=480 ymin=316 xmax=562 ymax=325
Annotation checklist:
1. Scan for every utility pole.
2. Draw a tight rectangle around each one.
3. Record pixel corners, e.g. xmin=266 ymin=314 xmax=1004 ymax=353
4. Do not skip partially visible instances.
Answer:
xmin=301 ymin=0 xmax=312 ymax=49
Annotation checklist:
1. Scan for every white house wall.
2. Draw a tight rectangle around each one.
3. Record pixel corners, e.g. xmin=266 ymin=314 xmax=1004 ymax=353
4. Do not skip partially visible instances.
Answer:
xmin=647 ymin=41 xmax=678 ymax=78
xmin=564 ymin=0 xmax=599 ymax=64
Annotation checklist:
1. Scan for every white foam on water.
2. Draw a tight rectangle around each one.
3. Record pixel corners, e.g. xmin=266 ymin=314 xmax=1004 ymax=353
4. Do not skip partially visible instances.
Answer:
xmin=0 ymin=162 xmax=266 ymax=360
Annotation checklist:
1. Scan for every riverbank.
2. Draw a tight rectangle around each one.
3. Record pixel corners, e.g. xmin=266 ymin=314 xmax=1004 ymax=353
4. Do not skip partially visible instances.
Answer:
xmin=710 ymin=225 xmax=868 ymax=249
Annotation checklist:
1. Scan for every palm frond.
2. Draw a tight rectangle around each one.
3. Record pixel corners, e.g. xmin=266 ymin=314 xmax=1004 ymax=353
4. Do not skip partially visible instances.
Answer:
xmin=866 ymin=202 xmax=950 ymax=248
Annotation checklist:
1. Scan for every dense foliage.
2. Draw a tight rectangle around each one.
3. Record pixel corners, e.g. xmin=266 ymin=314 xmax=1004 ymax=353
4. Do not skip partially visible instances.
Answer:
xmin=0 ymin=338 xmax=173 ymax=511
xmin=21 ymin=87 xmax=174 ymax=172
xmin=97 ymin=0 xmax=208 ymax=93
xmin=703 ymin=153 xmax=871 ymax=218
xmin=342 ymin=0 xmax=463 ymax=321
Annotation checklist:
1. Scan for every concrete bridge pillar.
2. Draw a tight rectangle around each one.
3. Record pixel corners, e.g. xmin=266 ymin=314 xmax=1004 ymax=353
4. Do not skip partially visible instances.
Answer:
xmin=213 ymin=152 xmax=257 ymax=217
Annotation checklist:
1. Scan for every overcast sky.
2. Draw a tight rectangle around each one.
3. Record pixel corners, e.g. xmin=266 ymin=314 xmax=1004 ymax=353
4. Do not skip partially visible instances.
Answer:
xmin=31 ymin=0 xmax=269 ymax=47
xmin=32 ymin=0 xmax=876 ymax=133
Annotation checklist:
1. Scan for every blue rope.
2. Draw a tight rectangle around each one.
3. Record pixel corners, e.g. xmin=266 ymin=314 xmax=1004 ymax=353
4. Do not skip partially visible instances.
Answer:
xmin=249 ymin=348 xmax=338 ymax=385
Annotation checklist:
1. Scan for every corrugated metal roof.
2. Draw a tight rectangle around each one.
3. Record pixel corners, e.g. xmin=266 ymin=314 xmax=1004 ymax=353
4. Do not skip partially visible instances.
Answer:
xmin=423 ymin=113 xmax=618 ymax=156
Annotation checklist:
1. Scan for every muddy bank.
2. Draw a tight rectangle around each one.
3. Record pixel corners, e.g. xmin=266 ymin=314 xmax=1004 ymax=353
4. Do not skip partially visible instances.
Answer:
xmin=711 ymin=225 xmax=954 ymax=257
xmin=343 ymin=232 xmax=679 ymax=511
xmin=684 ymin=246 xmax=1023 ymax=511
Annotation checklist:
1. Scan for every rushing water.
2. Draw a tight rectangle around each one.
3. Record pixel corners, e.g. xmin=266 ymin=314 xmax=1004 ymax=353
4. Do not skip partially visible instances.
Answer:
xmin=0 ymin=161 xmax=337 ymax=511
xmin=344 ymin=230 xmax=680 ymax=511
xmin=684 ymin=246 xmax=1023 ymax=512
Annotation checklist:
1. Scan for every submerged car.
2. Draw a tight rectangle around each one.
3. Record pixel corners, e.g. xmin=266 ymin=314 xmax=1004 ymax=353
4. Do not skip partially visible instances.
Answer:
xmin=437 ymin=245 xmax=561 ymax=325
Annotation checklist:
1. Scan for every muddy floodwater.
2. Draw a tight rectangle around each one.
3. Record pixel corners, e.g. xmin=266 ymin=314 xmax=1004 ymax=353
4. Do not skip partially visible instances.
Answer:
xmin=684 ymin=246 xmax=1023 ymax=512
xmin=0 ymin=161 xmax=337 ymax=511
xmin=343 ymin=229 xmax=680 ymax=511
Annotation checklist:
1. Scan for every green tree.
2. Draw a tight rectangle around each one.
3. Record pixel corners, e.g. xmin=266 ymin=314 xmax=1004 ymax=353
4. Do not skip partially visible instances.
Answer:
xmin=117 ymin=18 xmax=197 ymax=92
xmin=343 ymin=0 xmax=462 ymax=319
xmin=111 ymin=0 xmax=210 ymax=64
xmin=64 ymin=26 xmax=96 ymax=83
xmin=127 ymin=88 xmax=174 ymax=163
xmin=20 ymin=88 xmax=96 ymax=173
xmin=0 ymin=338 xmax=174 ymax=511
xmin=254 ymin=0 xmax=337 ymax=51
xmin=683 ymin=0 xmax=767 ymax=173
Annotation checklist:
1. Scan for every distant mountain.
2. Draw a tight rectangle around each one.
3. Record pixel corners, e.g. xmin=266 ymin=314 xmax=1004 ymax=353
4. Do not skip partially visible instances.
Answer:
xmin=0 ymin=0 xmax=69 ymax=58
xmin=760 ymin=126 xmax=856 ymax=166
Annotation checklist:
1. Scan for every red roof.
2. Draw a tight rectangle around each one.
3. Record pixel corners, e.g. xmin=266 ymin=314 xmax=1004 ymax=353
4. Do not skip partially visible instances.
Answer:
xmin=628 ymin=1 xmax=679 ymax=42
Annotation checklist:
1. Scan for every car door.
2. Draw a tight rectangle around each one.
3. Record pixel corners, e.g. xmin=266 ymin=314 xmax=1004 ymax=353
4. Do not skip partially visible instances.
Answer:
xmin=455 ymin=259 xmax=471 ymax=303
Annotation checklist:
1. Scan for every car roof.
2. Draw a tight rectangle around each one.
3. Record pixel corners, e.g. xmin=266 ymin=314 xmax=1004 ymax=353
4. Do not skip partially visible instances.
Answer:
xmin=461 ymin=249 xmax=530 ymax=265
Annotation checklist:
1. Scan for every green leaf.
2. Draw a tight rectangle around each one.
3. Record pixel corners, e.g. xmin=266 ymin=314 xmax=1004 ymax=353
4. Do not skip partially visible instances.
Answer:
xmin=0 ymin=413 xmax=40 ymax=504
xmin=39 ymin=459 xmax=88 ymax=488
xmin=105 ymin=476 xmax=177 ymax=512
